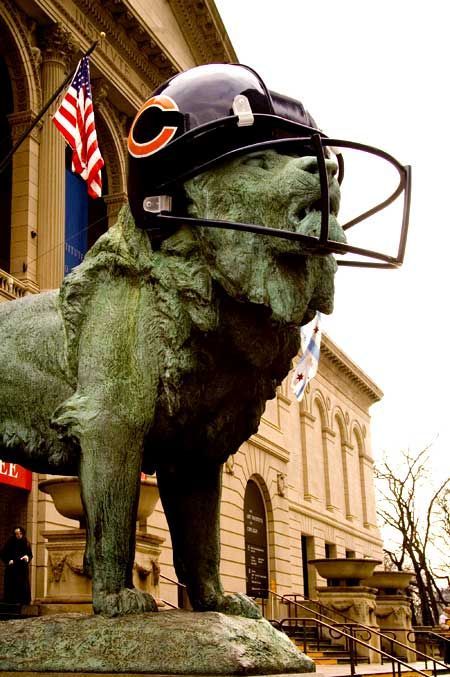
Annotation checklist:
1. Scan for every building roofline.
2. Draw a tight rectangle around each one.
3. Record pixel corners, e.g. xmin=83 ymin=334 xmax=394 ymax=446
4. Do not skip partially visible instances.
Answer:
xmin=167 ymin=0 xmax=238 ymax=65
xmin=321 ymin=333 xmax=383 ymax=404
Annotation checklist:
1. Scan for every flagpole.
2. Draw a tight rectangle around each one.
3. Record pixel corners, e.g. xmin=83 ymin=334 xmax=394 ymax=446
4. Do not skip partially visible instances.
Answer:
xmin=0 ymin=32 xmax=106 ymax=177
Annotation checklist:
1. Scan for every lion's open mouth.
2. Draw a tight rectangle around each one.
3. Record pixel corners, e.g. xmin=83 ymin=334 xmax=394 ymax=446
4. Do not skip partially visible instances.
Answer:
xmin=296 ymin=192 xmax=339 ymax=222
xmin=296 ymin=200 xmax=321 ymax=222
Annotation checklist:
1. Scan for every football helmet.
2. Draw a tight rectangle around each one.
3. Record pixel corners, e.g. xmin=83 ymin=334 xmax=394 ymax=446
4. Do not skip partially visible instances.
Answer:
xmin=127 ymin=63 xmax=411 ymax=268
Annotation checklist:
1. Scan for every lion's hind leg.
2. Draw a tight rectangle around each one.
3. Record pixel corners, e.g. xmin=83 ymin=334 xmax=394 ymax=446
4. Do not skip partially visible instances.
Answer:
xmin=156 ymin=459 xmax=261 ymax=619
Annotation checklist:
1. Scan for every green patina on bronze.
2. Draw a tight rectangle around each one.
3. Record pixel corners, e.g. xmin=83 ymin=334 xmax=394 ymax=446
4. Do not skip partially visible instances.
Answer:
xmin=0 ymin=151 xmax=344 ymax=618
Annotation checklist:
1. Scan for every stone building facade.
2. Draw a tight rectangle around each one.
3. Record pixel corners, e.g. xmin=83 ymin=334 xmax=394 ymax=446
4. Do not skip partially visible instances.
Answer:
xmin=0 ymin=0 xmax=384 ymax=609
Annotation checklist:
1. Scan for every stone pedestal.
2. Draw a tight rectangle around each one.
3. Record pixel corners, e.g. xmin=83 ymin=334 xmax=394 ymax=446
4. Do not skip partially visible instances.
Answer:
xmin=38 ymin=528 xmax=164 ymax=614
xmin=317 ymin=586 xmax=381 ymax=663
xmin=363 ymin=570 xmax=416 ymax=663
xmin=0 ymin=610 xmax=314 ymax=674
xmin=374 ymin=596 xmax=415 ymax=662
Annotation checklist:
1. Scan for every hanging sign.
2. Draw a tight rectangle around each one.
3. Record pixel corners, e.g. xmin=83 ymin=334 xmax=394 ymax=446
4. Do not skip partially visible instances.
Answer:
xmin=0 ymin=460 xmax=32 ymax=491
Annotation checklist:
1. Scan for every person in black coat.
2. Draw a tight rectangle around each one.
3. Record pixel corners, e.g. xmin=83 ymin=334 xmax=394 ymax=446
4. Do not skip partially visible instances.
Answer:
xmin=0 ymin=526 xmax=32 ymax=605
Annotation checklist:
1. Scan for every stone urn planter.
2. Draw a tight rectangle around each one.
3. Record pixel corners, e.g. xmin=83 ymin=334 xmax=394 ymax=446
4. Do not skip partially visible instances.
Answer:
xmin=37 ymin=475 xmax=163 ymax=611
xmin=38 ymin=475 xmax=159 ymax=527
xmin=310 ymin=558 xmax=383 ymax=663
xmin=309 ymin=558 xmax=382 ymax=586
xmin=361 ymin=570 xmax=415 ymax=594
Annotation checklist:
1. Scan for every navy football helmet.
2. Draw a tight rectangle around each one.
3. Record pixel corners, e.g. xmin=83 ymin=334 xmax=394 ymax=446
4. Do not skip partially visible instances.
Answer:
xmin=127 ymin=63 xmax=411 ymax=268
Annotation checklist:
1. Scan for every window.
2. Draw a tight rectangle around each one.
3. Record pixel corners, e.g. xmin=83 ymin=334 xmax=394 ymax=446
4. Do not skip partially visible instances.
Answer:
xmin=0 ymin=55 xmax=13 ymax=273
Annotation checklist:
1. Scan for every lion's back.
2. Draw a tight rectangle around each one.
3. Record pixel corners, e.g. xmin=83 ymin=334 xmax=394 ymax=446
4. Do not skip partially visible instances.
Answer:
xmin=0 ymin=291 xmax=75 ymax=471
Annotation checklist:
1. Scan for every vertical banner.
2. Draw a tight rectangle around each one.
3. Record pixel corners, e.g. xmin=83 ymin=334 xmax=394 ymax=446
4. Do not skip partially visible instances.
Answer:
xmin=65 ymin=168 xmax=88 ymax=275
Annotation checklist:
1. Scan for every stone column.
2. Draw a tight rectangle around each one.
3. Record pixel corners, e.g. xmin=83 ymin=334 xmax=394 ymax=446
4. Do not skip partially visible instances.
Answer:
xmin=37 ymin=25 xmax=75 ymax=291
xmin=8 ymin=110 xmax=41 ymax=292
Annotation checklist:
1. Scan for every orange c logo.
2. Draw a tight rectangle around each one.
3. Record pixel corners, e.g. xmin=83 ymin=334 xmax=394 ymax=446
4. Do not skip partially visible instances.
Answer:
xmin=128 ymin=95 xmax=179 ymax=158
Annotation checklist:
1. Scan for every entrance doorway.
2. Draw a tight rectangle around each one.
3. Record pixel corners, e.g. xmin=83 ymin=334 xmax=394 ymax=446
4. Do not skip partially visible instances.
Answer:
xmin=0 ymin=485 xmax=29 ymax=600
xmin=301 ymin=534 xmax=315 ymax=598
xmin=244 ymin=479 xmax=269 ymax=599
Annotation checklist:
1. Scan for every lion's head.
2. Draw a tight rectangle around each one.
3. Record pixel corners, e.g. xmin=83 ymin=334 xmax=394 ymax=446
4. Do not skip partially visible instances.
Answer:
xmin=183 ymin=149 xmax=345 ymax=325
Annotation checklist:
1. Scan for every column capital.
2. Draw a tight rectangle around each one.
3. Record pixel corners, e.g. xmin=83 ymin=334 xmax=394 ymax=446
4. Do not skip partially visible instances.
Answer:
xmin=38 ymin=24 xmax=77 ymax=70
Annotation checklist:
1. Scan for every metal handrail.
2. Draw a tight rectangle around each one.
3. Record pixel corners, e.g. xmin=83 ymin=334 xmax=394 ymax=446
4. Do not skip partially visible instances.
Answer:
xmin=408 ymin=628 xmax=450 ymax=664
xmin=263 ymin=590 xmax=448 ymax=675
xmin=283 ymin=592 xmax=352 ymax=624
xmin=280 ymin=616 xmax=430 ymax=677
xmin=159 ymin=573 xmax=186 ymax=589
xmin=158 ymin=598 xmax=179 ymax=609
xmin=410 ymin=629 xmax=450 ymax=644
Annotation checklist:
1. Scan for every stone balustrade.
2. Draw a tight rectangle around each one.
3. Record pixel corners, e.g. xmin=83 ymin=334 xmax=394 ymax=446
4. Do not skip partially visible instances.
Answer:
xmin=0 ymin=268 xmax=27 ymax=301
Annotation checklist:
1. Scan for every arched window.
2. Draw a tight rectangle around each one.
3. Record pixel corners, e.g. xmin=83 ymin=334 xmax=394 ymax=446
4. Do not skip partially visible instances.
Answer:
xmin=64 ymin=147 xmax=108 ymax=275
xmin=311 ymin=398 xmax=329 ymax=506
xmin=335 ymin=415 xmax=351 ymax=518
xmin=244 ymin=479 xmax=269 ymax=599
xmin=354 ymin=428 xmax=368 ymax=526
xmin=0 ymin=54 xmax=13 ymax=273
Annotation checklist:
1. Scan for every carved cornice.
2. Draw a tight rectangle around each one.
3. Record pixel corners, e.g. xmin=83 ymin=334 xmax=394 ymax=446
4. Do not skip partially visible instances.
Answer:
xmin=168 ymin=0 xmax=237 ymax=65
xmin=71 ymin=0 xmax=177 ymax=86
xmin=321 ymin=334 xmax=383 ymax=405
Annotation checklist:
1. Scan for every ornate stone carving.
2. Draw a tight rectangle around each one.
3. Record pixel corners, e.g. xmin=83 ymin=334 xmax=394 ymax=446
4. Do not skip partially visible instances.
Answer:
xmin=168 ymin=0 xmax=236 ymax=64
xmin=225 ymin=455 xmax=235 ymax=475
xmin=72 ymin=0 xmax=175 ymax=85
xmin=277 ymin=472 xmax=287 ymax=497
xmin=91 ymin=77 xmax=110 ymax=108
xmin=48 ymin=553 xmax=68 ymax=583
xmin=31 ymin=46 xmax=42 ymax=68
xmin=38 ymin=23 xmax=77 ymax=70
xmin=8 ymin=110 xmax=42 ymax=144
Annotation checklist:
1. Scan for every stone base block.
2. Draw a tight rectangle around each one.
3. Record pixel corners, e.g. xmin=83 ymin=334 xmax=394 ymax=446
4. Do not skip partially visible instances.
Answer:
xmin=0 ymin=674 xmax=315 ymax=677
xmin=42 ymin=529 xmax=164 ymax=603
xmin=0 ymin=610 xmax=315 ymax=674
xmin=316 ymin=586 xmax=380 ymax=663
xmin=375 ymin=595 xmax=415 ymax=663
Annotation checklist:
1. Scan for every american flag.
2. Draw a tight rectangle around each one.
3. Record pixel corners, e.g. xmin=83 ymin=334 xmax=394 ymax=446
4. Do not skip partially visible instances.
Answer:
xmin=53 ymin=57 xmax=104 ymax=198
xmin=291 ymin=312 xmax=322 ymax=402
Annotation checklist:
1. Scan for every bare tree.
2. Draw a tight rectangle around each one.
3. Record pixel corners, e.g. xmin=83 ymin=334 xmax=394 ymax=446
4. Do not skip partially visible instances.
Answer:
xmin=375 ymin=445 xmax=450 ymax=626
xmin=435 ymin=488 xmax=450 ymax=589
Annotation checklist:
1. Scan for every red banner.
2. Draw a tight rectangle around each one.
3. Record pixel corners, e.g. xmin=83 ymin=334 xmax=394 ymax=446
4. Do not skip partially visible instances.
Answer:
xmin=0 ymin=461 xmax=32 ymax=491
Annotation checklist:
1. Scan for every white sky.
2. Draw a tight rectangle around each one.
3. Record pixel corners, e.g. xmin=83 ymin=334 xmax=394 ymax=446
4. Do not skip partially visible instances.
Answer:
xmin=215 ymin=0 xmax=450 ymax=480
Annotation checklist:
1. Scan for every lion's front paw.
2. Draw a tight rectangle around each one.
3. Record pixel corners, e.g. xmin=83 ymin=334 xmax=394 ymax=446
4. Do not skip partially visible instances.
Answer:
xmin=215 ymin=592 xmax=262 ymax=619
xmin=94 ymin=588 xmax=158 ymax=617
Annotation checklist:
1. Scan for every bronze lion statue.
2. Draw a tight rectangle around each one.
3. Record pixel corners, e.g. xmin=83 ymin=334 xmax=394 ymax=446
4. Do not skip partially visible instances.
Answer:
xmin=0 ymin=65 xmax=345 ymax=617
